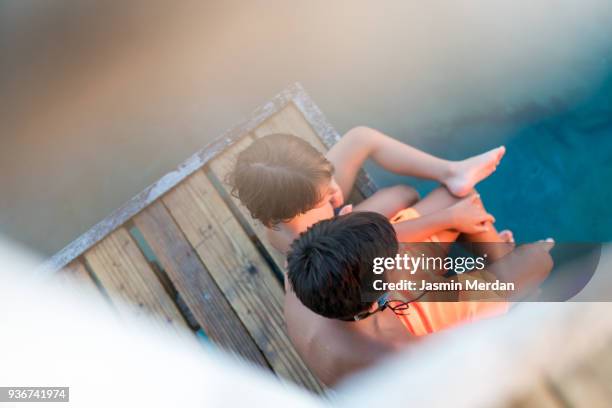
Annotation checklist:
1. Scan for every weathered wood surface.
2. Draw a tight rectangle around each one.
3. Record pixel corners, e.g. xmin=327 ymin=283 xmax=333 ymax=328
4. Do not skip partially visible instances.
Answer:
xmin=162 ymin=170 xmax=324 ymax=392
xmin=40 ymin=83 xmax=376 ymax=275
xmin=133 ymin=201 xmax=269 ymax=367
xmin=59 ymin=259 xmax=100 ymax=291
xmin=208 ymin=135 xmax=287 ymax=272
xmin=56 ymin=259 xmax=109 ymax=306
xmin=83 ymin=227 xmax=189 ymax=334
xmin=39 ymin=84 xmax=387 ymax=393
xmin=253 ymin=102 xmax=328 ymax=152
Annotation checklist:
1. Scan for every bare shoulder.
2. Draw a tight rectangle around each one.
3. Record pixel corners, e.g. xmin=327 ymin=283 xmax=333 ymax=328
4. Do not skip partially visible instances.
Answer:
xmin=325 ymin=126 xmax=372 ymax=160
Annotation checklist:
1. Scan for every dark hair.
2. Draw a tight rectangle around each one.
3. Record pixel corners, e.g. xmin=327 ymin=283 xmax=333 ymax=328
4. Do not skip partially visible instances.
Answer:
xmin=228 ymin=134 xmax=334 ymax=227
xmin=287 ymin=212 xmax=398 ymax=320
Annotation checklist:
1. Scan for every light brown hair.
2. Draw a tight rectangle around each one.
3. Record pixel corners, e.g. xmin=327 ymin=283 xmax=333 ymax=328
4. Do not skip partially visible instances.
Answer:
xmin=228 ymin=134 xmax=333 ymax=227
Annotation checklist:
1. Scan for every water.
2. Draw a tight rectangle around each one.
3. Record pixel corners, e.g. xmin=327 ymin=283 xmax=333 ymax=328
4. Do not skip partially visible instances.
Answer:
xmin=379 ymin=74 xmax=612 ymax=243
xmin=479 ymin=78 xmax=612 ymax=242
xmin=385 ymin=75 xmax=612 ymax=300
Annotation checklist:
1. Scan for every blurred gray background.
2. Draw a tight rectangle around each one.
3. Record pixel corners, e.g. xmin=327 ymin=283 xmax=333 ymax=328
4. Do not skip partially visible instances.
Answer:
xmin=1 ymin=0 xmax=611 ymax=255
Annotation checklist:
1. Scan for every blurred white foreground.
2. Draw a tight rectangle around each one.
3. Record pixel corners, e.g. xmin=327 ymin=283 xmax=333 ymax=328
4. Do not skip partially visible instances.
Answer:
xmin=1 ymin=237 xmax=611 ymax=407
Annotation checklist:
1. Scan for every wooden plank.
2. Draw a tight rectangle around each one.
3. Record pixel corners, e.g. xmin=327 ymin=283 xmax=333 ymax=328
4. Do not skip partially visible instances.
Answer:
xmin=83 ymin=227 xmax=190 ymax=335
xmin=55 ymin=259 xmax=109 ymax=306
xmin=60 ymin=259 xmax=101 ymax=291
xmin=253 ymin=102 xmax=329 ymax=153
xmin=162 ymin=170 xmax=324 ymax=393
xmin=40 ymin=83 xmax=375 ymax=275
xmin=38 ymin=83 xmax=306 ymax=275
xmin=133 ymin=200 xmax=269 ymax=367
xmin=292 ymin=83 xmax=378 ymax=198
xmin=208 ymin=136 xmax=286 ymax=272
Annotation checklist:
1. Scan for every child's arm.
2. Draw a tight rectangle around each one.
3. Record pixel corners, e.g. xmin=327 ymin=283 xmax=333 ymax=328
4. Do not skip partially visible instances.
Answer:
xmin=327 ymin=126 xmax=504 ymax=199
xmin=481 ymin=240 xmax=554 ymax=301
xmin=327 ymin=126 xmax=451 ymax=198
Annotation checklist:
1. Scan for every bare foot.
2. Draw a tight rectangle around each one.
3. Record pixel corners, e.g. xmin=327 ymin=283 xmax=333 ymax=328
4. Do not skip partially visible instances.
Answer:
xmin=499 ymin=229 xmax=515 ymax=244
xmin=444 ymin=146 xmax=506 ymax=197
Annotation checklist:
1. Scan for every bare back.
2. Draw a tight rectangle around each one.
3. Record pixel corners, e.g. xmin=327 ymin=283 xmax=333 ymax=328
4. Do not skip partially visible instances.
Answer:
xmin=284 ymin=283 xmax=415 ymax=386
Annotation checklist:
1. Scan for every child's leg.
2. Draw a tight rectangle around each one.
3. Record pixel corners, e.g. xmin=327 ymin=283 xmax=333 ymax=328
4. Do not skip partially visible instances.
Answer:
xmin=326 ymin=126 xmax=505 ymax=199
xmin=412 ymin=187 xmax=513 ymax=260
xmin=353 ymin=185 xmax=420 ymax=218
xmin=410 ymin=187 xmax=463 ymax=243
xmin=455 ymin=198 xmax=515 ymax=262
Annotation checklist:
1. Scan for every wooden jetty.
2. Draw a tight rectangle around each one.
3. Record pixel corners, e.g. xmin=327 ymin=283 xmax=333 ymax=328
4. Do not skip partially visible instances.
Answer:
xmin=42 ymin=83 xmax=612 ymax=405
xmin=41 ymin=83 xmax=376 ymax=394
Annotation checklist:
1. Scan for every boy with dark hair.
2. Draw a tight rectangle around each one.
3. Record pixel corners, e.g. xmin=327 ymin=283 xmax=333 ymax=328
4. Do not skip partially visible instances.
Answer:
xmin=286 ymin=211 xmax=554 ymax=385
xmin=287 ymin=211 xmax=398 ymax=320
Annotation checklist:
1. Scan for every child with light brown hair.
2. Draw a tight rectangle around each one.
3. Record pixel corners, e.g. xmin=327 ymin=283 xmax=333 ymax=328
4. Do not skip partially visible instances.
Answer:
xmin=229 ymin=126 xmax=510 ymax=255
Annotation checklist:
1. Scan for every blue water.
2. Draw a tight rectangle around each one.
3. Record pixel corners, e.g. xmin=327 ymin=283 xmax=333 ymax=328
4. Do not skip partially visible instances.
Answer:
xmin=480 ymin=78 xmax=612 ymax=242
xmin=374 ymin=74 xmax=612 ymax=243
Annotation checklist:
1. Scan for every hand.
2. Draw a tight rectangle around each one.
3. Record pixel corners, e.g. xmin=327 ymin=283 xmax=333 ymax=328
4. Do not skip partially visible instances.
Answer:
xmin=519 ymin=238 xmax=555 ymax=260
xmin=518 ymin=238 xmax=555 ymax=255
xmin=446 ymin=193 xmax=495 ymax=234
xmin=337 ymin=204 xmax=353 ymax=216
xmin=507 ymin=238 xmax=555 ymax=292
xmin=329 ymin=178 xmax=345 ymax=208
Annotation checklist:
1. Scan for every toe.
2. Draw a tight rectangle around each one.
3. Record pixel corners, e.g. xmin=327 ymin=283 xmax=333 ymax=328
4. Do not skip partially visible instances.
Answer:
xmin=496 ymin=146 xmax=506 ymax=162
xmin=499 ymin=229 xmax=514 ymax=243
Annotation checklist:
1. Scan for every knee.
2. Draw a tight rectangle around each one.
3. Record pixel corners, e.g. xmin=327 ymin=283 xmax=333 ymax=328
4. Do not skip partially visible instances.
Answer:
xmin=442 ymin=185 xmax=478 ymax=201
xmin=464 ymin=187 xmax=485 ymax=206
xmin=343 ymin=126 xmax=376 ymax=143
